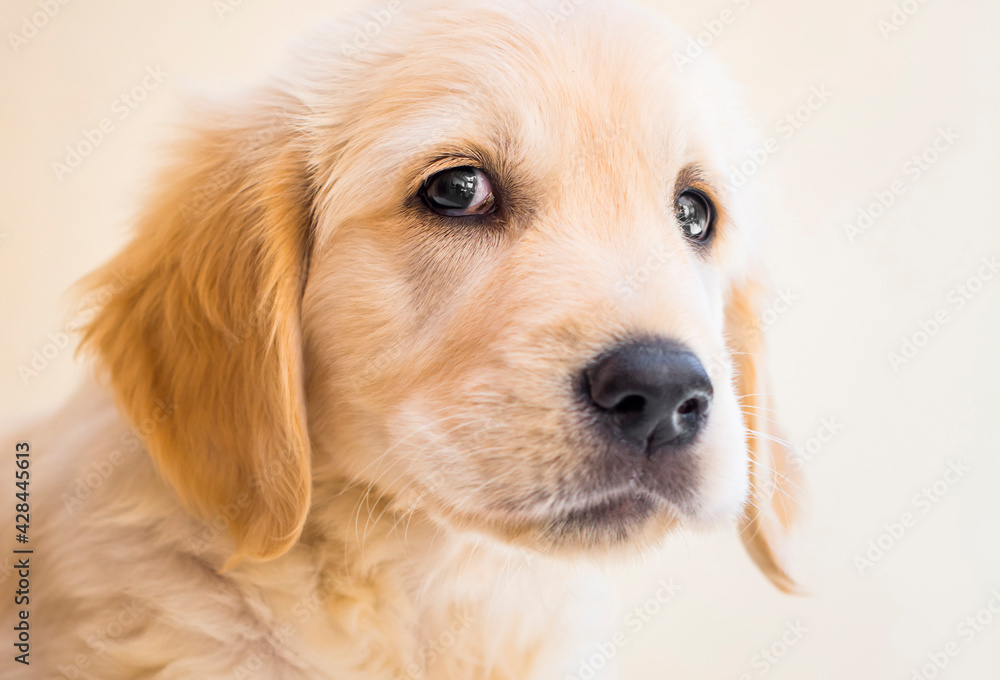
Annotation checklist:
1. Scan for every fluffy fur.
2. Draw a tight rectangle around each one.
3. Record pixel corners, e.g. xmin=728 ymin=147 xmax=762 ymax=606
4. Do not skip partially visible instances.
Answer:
xmin=1 ymin=1 xmax=800 ymax=677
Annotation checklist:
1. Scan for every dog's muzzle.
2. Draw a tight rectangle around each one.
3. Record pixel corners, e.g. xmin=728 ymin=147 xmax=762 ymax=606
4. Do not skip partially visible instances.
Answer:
xmin=577 ymin=337 xmax=713 ymax=512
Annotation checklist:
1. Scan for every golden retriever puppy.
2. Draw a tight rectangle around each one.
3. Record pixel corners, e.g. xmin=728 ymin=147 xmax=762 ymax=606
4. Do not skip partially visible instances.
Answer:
xmin=1 ymin=0 xmax=800 ymax=677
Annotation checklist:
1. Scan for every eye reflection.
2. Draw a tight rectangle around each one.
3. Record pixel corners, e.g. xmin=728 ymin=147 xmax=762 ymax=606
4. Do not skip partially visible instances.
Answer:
xmin=421 ymin=166 xmax=495 ymax=216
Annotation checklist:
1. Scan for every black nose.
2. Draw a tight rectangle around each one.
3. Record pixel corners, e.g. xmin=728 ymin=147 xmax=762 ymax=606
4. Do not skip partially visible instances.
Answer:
xmin=584 ymin=339 xmax=712 ymax=452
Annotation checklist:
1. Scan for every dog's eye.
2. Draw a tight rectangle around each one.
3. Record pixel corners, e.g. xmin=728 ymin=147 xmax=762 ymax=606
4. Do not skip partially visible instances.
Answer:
xmin=675 ymin=189 xmax=714 ymax=243
xmin=421 ymin=166 xmax=496 ymax=216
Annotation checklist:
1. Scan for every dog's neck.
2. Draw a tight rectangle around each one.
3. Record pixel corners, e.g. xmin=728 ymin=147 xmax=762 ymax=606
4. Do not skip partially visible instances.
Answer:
xmin=216 ymin=480 xmax=610 ymax=679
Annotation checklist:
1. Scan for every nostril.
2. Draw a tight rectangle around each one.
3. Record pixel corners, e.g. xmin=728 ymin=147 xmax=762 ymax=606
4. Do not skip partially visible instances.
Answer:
xmin=676 ymin=398 xmax=699 ymax=416
xmin=582 ymin=339 xmax=713 ymax=452
xmin=672 ymin=394 xmax=710 ymax=442
xmin=613 ymin=394 xmax=646 ymax=415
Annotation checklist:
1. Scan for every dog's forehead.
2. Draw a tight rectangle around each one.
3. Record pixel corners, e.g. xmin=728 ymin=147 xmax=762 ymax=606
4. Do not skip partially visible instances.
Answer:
xmin=308 ymin=1 xmax=726 ymax=215
xmin=370 ymin=2 xmax=695 ymax=154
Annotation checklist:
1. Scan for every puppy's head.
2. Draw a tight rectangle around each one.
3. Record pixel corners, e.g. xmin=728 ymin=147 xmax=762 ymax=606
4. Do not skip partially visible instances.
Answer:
xmin=80 ymin=0 xmax=800 ymax=589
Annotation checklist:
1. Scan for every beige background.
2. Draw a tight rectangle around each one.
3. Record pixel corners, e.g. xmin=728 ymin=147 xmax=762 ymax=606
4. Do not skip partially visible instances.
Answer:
xmin=2 ymin=0 xmax=998 ymax=678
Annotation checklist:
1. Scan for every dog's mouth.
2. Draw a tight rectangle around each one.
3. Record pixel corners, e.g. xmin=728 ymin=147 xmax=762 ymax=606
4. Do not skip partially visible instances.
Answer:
xmin=427 ymin=481 xmax=673 ymax=552
xmin=516 ymin=484 xmax=680 ymax=548
xmin=554 ymin=488 xmax=658 ymax=529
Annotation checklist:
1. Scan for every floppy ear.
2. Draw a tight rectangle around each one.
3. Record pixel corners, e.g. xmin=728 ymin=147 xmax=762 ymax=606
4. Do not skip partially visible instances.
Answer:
xmin=726 ymin=277 xmax=803 ymax=593
xmin=78 ymin=97 xmax=314 ymax=564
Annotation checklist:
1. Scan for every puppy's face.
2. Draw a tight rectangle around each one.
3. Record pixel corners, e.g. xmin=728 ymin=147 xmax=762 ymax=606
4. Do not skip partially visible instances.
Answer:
xmin=84 ymin=0 xmax=796 ymax=583
xmin=301 ymin=1 xmax=757 ymax=553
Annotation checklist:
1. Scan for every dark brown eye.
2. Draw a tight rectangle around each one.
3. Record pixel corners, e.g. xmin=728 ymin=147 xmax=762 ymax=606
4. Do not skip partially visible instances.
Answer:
xmin=675 ymin=189 xmax=714 ymax=243
xmin=420 ymin=166 xmax=495 ymax=216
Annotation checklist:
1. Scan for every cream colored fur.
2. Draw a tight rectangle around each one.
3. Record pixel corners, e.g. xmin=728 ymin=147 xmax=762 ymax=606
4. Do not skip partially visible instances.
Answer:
xmin=0 ymin=1 xmax=799 ymax=678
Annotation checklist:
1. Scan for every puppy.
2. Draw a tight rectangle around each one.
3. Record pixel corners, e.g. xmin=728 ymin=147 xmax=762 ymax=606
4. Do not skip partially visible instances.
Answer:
xmin=1 ymin=0 xmax=800 ymax=677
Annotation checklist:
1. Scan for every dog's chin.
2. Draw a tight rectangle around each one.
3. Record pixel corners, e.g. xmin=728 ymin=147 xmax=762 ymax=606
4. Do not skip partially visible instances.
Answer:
xmin=532 ymin=490 xmax=671 ymax=554
xmin=427 ymin=487 xmax=707 ymax=558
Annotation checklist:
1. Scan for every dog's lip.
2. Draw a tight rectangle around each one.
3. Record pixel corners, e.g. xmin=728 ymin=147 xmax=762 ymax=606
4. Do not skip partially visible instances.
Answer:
xmin=555 ymin=487 xmax=659 ymax=527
